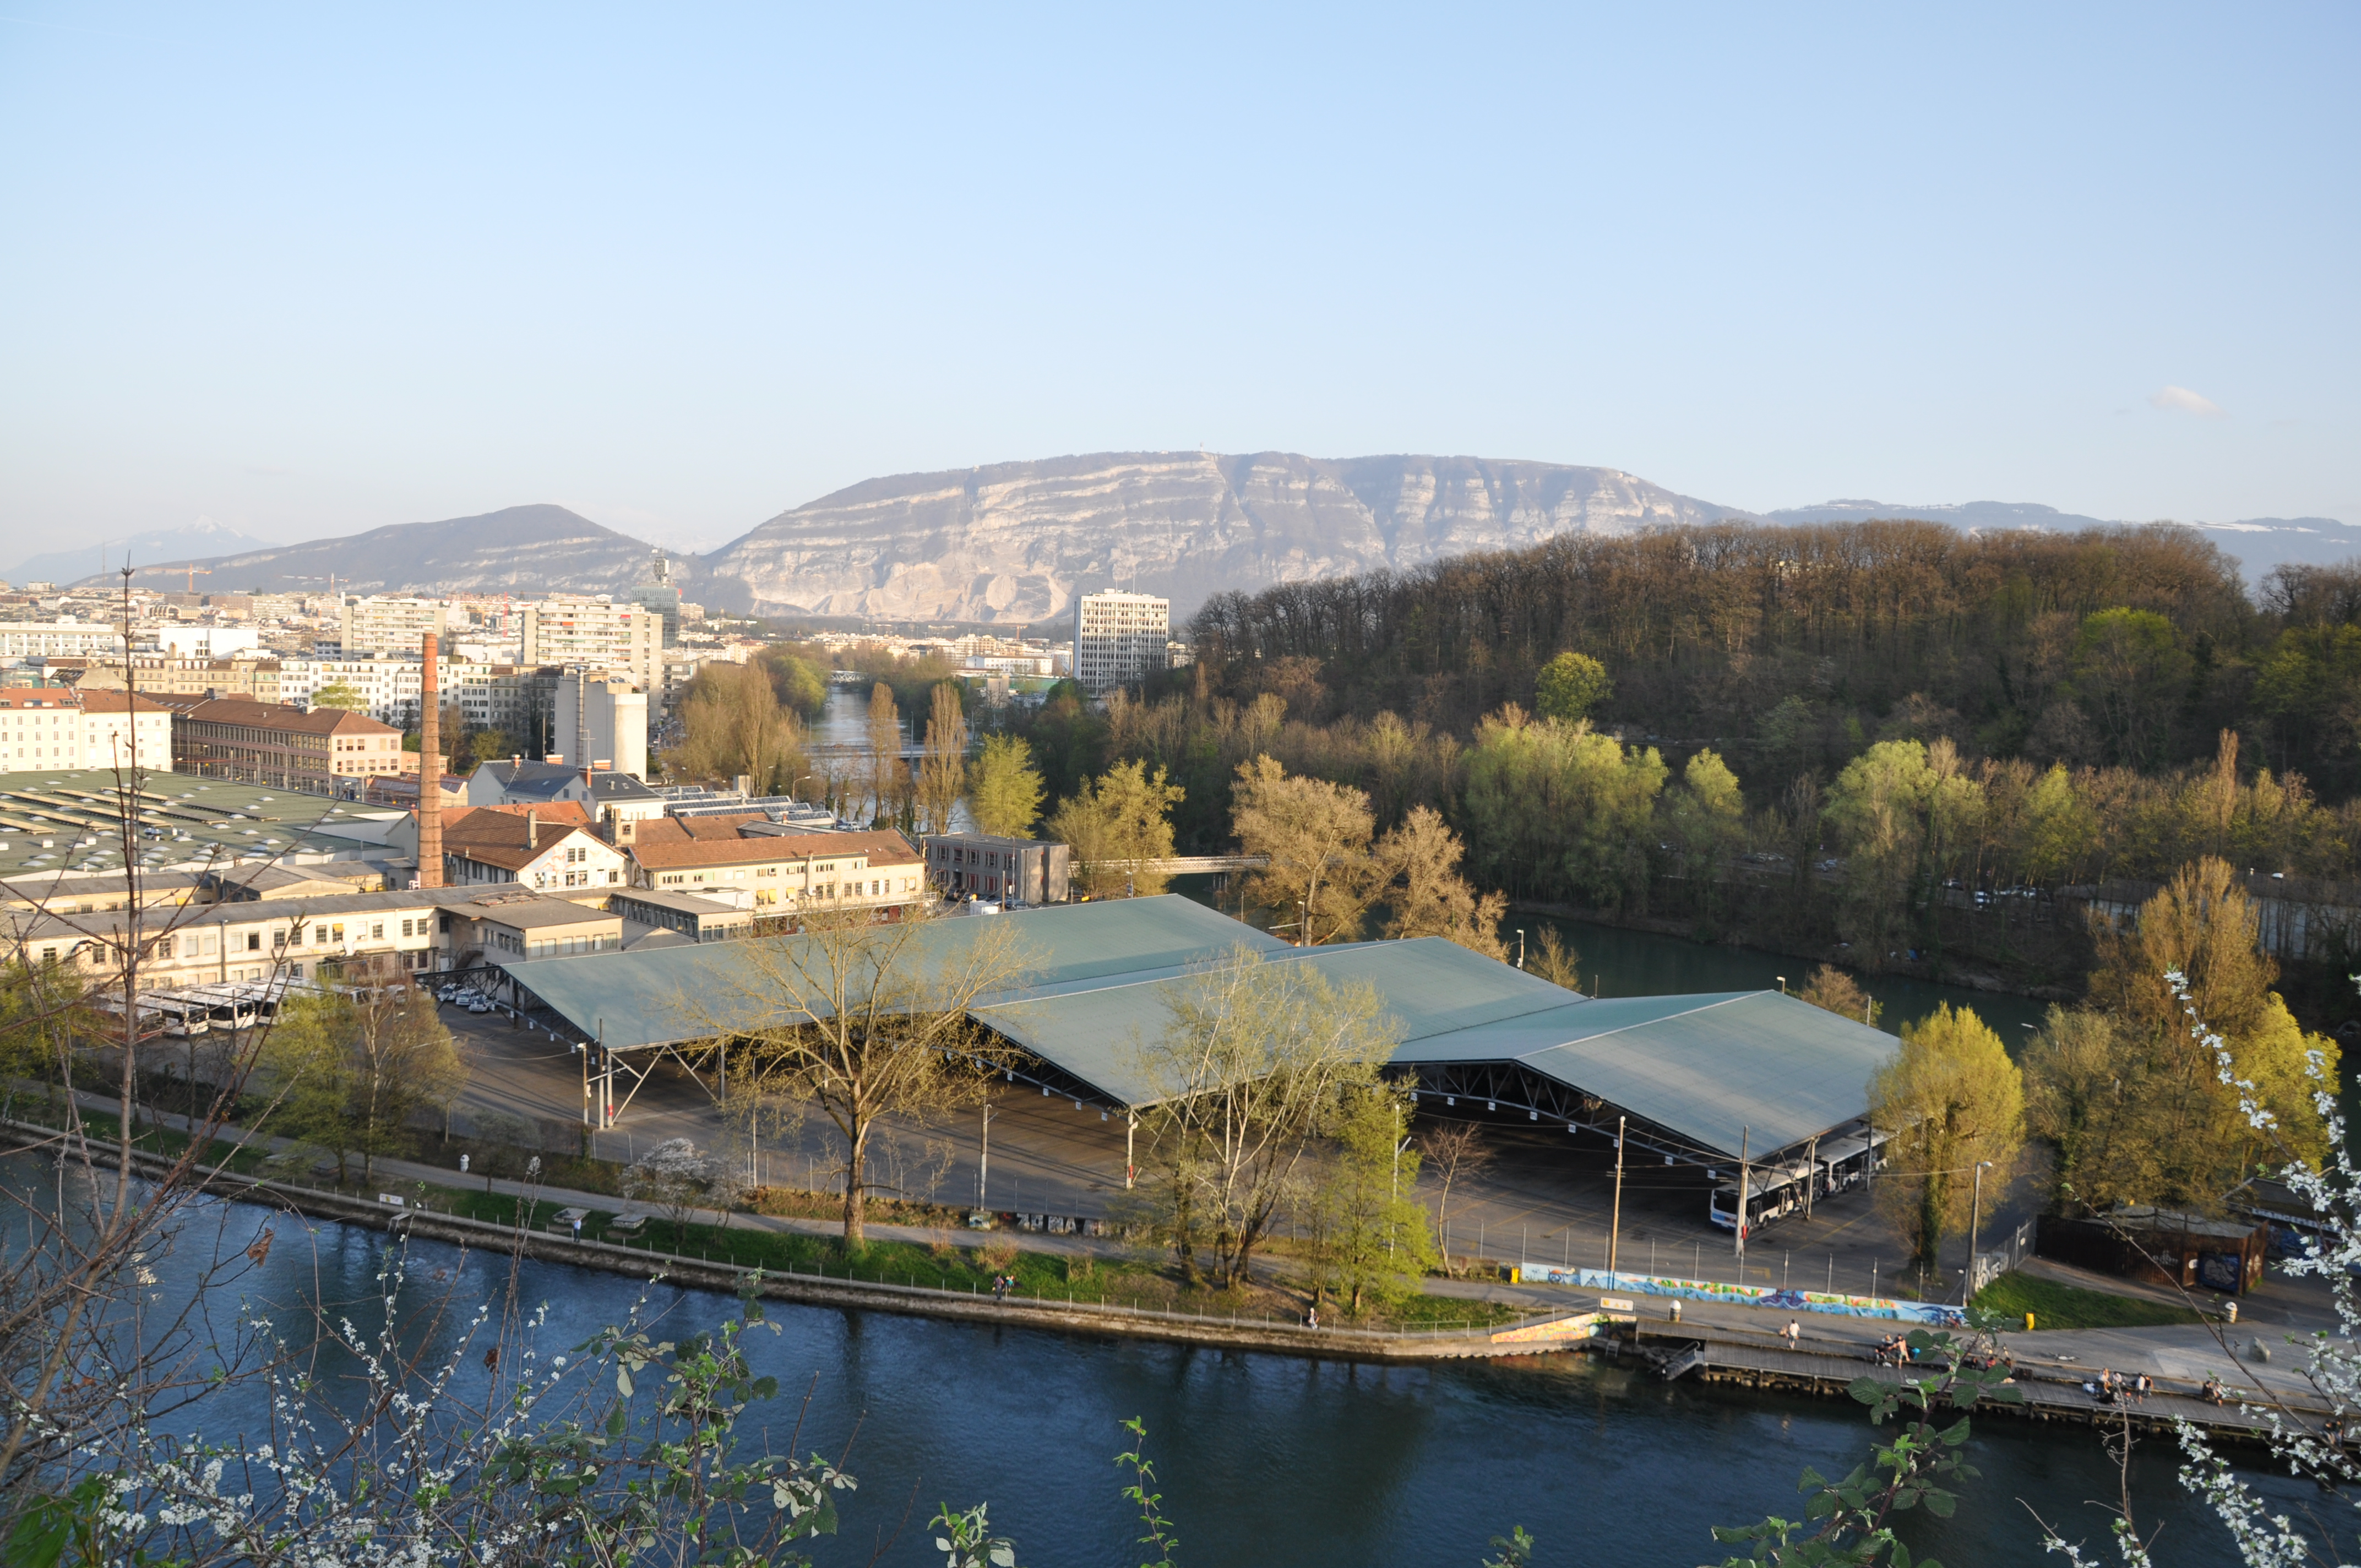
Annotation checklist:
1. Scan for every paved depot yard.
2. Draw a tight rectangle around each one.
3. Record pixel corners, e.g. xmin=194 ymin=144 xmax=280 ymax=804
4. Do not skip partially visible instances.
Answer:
xmin=442 ymin=994 xmax=2037 ymax=1306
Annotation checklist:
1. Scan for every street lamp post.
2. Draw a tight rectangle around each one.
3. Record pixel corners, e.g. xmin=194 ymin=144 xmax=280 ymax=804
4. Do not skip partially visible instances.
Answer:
xmin=1965 ymin=1158 xmax=1994 ymax=1305
xmin=1515 ymin=928 xmax=1526 ymax=970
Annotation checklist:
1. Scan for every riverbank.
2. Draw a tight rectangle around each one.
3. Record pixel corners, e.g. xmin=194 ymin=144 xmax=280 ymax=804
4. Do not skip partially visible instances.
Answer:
xmin=12 ymin=1112 xmax=2340 ymax=1451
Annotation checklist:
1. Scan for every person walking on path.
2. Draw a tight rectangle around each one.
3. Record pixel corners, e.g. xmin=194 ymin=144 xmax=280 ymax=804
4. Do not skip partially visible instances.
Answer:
xmin=1305 ymin=1304 xmax=1319 ymax=1330
xmin=1782 ymin=1319 xmax=1801 ymax=1348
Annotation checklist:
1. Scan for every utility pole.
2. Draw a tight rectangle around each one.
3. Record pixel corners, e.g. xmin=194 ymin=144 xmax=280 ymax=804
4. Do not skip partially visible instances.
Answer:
xmin=1608 ymin=1114 xmax=1626 ymax=1276
xmin=1804 ymin=1134 xmax=1818 ymax=1222
xmin=1965 ymin=1158 xmax=1993 ymax=1306
xmin=978 ymin=1099 xmax=994 ymax=1207
xmin=1125 ymin=1110 xmax=1136 ymax=1190
xmin=1736 ymin=1126 xmax=1750 ymax=1272
xmin=1515 ymin=928 xmax=1525 ymax=970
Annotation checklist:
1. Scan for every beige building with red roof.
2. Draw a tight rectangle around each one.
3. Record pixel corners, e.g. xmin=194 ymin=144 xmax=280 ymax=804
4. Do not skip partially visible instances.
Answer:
xmin=0 ymin=687 xmax=172 ymax=773
xmin=171 ymin=696 xmax=403 ymax=794
xmin=624 ymin=813 xmax=923 ymax=913
xmin=435 ymin=802 xmax=629 ymax=893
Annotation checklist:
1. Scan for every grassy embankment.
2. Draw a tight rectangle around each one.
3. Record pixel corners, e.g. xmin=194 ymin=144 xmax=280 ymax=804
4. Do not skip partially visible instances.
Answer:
xmin=1972 ymin=1270 xmax=2206 ymax=1330
xmin=0 ymin=1099 xmax=1522 ymax=1332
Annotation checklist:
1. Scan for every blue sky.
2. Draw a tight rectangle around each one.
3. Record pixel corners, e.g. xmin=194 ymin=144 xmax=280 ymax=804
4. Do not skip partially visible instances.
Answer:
xmin=1 ymin=4 xmax=2354 ymax=553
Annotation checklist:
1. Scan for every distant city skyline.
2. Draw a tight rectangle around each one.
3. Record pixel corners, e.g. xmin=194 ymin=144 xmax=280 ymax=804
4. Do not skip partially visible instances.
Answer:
xmin=2 ymin=6 xmax=2354 ymax=553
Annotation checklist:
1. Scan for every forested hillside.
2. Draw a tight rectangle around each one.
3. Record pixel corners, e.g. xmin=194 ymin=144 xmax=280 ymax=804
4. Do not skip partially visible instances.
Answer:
xmin=998 ymin=520 xmax=2361 ymax=993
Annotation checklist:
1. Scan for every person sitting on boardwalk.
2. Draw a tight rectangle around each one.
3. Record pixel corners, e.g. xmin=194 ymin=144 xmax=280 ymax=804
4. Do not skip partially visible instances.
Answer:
xmin=2203 ymin=1375 xmax=2227 ymax=1405
xmin=2134 ymin=1373 xmax=2153 ymax=1402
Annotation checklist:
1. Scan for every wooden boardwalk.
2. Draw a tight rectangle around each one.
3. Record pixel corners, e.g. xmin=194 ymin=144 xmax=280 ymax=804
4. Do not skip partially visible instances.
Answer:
xmin=1635 ymin=1324 xmax=2330 ymax=1444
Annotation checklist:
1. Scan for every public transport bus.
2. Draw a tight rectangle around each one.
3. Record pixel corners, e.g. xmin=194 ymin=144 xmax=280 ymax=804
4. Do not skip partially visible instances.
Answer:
xmin=1813 ymin=1128 xmax=1890 ymax=1196
xmin=140 ymin=994 xmax=212 ymax=1038
xmin=1708 ymin=1158 xmax=1816 ymax=1233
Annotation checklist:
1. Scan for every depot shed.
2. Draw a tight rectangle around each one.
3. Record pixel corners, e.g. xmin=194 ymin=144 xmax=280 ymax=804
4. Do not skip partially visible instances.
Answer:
xmin=514 ymin=896 xmax=1895 ymax=1168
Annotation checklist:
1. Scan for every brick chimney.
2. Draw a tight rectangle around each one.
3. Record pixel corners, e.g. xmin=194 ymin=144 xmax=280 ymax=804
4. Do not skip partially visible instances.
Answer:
xmin=526 ymin=808 xmax=538 ymax=851
xmin=417 ymin=632 xmax=443 ymax=888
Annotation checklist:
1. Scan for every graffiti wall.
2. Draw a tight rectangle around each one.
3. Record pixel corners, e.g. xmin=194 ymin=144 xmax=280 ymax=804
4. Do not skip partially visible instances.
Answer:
xmin=1514 ymin=1266 xmax=1967 ymax=1328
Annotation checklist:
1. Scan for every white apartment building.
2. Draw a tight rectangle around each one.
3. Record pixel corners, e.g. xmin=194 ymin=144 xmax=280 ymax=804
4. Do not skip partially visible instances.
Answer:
xmin=449 ymin=663 xmax=552 ymax=741
xmin=339 ymin=596 xmax=458 ymax=655
xmin=153 ymin=623 xmax=263 ymax=658
xmin=0 ymin=622 xmax=126 ymax=660
xmin=1072 ymin=591 xmax=1171 ymax=693
xmin=276 ymin=657 xmax=425 ymax=722
xmin=0 ymin=688 xmax=173 ymax=772
xmin=520 ymin=597 xmax=661 ymax=692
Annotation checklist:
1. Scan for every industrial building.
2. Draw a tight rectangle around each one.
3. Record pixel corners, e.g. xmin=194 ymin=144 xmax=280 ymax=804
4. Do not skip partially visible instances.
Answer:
xmin=513 ymin=896 xmax=1896 ymax=1183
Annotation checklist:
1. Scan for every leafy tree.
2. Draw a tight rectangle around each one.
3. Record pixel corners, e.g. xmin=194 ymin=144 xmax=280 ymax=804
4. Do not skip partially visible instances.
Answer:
xmin=1460 ymin=706 xmax=1666 ymax=909
xmin=1131 ymin=949 xmax=1398 ymax=1288
xmin=1373 ymin=804 xmax=1506 ymax=957
xmin=1867 ymin=1004 xmax=2023 ymax=1270
xmin=2068 ymin=606 xmax=2193 ymax=769
xmin=1661 ymin=748 xmax=1747 ymax=918
xmin=969 ymin=733 xmax=1046 ymax=838
xmin=688 ymin=901 xmax=1025 ymax=1248
xmin=1308 ymin=1081 xmax=1435 ymax=1314
xmin=309 ymin=679 xmax=363 ymax=712
xmin=669 ymin=661 xmax=807 ymax=794
xmin=255 ymin=978 xmax=466 ymax=1184
xmin=917 ymin=682 xmax=969 ymax=834
xmin=757 ymin=644 xmax=830 ymax=718
xmin=1797 ymin=964 xmax=1881 ymax=1027
xmin=1046 ymin=758 xmax=1184 ymax=899
xmin=2031 ymin=856 xmax=2340 ymax=1212
xmin=1231 ymin=755 xmax=1382 ymax=942
xmin=621 ymin=1137 xmax=747 ymax=1231
xmin=1823 ymin=739 xmax=1982 ymax=963
xmin=866 ymin=682 xmax=909 ymax=827
xmin=1533 ymin=650 xmax=1612 ymax=723
xmin=1526 ymin=924 xmax=1582 ymax=990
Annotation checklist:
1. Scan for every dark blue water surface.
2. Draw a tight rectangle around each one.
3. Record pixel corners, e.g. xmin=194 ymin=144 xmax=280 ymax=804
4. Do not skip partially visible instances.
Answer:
xmin=155 ymin=1199 xmax=2305 ymax=1568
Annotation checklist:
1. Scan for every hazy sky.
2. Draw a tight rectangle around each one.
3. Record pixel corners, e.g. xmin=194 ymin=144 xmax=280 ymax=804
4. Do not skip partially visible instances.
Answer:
xmin=2 ymin=4 xmax=2354 ymax=554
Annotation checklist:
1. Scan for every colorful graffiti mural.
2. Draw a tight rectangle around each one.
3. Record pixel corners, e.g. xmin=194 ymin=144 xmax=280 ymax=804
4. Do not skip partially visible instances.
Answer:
xmin=1513 ymin=1266 xmax=1966 ymax=1328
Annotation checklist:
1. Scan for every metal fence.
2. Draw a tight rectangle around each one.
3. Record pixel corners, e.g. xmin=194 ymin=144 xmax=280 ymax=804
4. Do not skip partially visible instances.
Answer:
xmin=1970 ymin=1217 xmax=2037 ymax=1298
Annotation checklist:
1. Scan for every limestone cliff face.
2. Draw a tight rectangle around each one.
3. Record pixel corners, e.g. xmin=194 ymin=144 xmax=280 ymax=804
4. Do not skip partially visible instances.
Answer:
xmin=701 ymin=451 xmax=1740 ymax=623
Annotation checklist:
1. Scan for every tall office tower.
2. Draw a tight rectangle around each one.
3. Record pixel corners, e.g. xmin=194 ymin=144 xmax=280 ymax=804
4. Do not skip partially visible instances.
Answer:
xmin=1072 ymin=590 xmax=1170 ymax=693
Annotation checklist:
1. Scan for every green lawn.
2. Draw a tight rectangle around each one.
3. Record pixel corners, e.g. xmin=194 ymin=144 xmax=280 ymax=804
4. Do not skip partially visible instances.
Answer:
xmin=2 ymin=1101 xmax=1515 ymax=1333
xmin=1972 ymin=1269 xmax=2205 ymax=1331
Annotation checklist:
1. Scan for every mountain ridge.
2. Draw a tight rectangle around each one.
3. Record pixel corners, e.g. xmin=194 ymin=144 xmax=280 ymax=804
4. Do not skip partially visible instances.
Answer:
xmin=53 ymin=458 xmax=2359 ymax=622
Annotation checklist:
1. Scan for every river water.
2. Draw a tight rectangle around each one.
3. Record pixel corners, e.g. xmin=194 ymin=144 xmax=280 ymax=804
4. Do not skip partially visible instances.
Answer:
xmin=152 ymin=1202 xmax=2293 ymax=1567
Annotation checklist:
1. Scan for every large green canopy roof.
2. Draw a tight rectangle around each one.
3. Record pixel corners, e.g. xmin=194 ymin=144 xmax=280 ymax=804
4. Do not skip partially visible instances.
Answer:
xmin=516 ymin=895 xmax=1894 ymax=1161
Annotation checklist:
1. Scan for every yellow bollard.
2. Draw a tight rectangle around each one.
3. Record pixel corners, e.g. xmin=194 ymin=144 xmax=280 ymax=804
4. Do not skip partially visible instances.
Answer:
xmin=2026 ymin=1311 xmax=2036 ymax=1332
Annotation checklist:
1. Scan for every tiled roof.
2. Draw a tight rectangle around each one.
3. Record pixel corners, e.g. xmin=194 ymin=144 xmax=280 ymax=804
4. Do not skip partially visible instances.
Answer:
xmin=181 ymin=698 xmax=398 ymax=736
xmin=76 ymin=690 xmax=173 ymax=714
xmin=629 ymin=828 xmax=920 ymax=872
xmin=441 ymin=802 xmax=594 ymax=839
